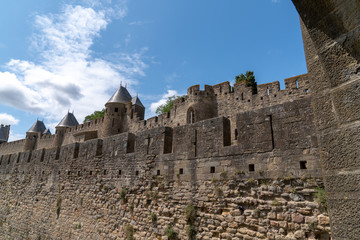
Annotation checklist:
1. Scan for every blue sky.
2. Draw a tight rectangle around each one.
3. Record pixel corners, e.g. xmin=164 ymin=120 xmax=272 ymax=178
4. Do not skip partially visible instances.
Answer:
xmin=0 ymin=0 xmax=307 ymax=141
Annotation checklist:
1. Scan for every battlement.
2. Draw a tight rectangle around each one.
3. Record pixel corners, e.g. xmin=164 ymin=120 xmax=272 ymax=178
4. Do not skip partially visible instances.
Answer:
xmin=0 ymin=74 xmax=312 ymax=157
xmin=66 ymin=117 xmax=104 ymax=134
xmin=0 ymin=95 xmax=320 ymax=181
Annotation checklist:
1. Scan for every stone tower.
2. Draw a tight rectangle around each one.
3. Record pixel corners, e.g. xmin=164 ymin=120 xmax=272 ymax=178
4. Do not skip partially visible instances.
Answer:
xmin=186 ymin=85 xmax=217 ymax=124
xmin=53 ymin=112 xmax=79 ymax=147
xmin=0 ymin=124 xmax=10 ymax=144
xmin=102 ymin=85 xmax=132 ymax=137
xmin=130 ymin=95 xmax=145 ymax=120
xmin=24 ymin=120 xmax=46 ymax=151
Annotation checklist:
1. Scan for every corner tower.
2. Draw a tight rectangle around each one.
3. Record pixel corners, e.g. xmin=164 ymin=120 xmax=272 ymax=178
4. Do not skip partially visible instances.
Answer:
xmin=103 ymin=85 xmax=132 ymax=137
xmin=0 ymin=124 xmax=10 ymax=144
xmin=24 ymin=120 xmax=46 ymax=151
xmin=53 ymin=112 xmax=79 ymax=147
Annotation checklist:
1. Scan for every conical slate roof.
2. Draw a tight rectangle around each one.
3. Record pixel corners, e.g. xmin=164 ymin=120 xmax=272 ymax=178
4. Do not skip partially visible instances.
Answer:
xmin=131 ymin=95 xmax=144 ymax=108
xmin=107 ymin=85 xmax=132 ymax=104
xmin=56 ymin=112 xmax=79 ymax=128
xmin=43 ymin=128 xmax=52 ymax=135
xmin=27 ymin=120 xmax=46 ymax=133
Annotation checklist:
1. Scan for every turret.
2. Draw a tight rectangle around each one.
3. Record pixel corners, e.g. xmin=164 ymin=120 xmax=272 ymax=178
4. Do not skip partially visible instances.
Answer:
xmin=53 ymin=112 xmax=79 ymax=147
xmin=24 ymin=120 xmax=46 ymax=151
xmin=103 ymin=85 xmax=132 ymax=137
xmin=185 ymin=84 xmax=217 ymax=124
xmin=130 ymin=95 xmax=145 ymax=120
xmin=0 ymin=124 xmax=10 ymax=144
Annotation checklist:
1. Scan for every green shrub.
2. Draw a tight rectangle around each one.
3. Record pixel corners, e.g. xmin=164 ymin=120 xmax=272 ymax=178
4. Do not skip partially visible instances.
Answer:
xmin=120 ymin=188 xmax=127 ymax=203
xmin=184 ymin=205 xmax=196 ymax=224
xmin=186 ymin=225 xmax=196 ymax=240
xmin=75 ymin=222 xmax=81 ymax=229
xmin=315 ymin=187 xmax=327 ymax=211
xmin=151 ymin=212 xmax=157 ymax=223
xmin=272 ymin=199 xmax=282 ymax=206
xmin=220 ymin=171 xmax=227 ymax=180
xmin=124 ymin=224 xmax=134 ymax=240
xmin=165 ymin=225 xmax=178 ymax=240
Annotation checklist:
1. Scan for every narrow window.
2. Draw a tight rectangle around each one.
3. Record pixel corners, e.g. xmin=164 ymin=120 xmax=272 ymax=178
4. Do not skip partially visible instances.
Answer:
xmin=135 ymin=170 xmax=139 ymax=176
xmin=296 ymin=80 xmax=299 ymax=89
xmin=157 ymin=170 xmax=160 ymax=175
xmin=210 ymin=166 xmax=215 ymax=173
xmin=89 ymin=171 xmax=92 ymax=176
xmin=267 ymin=88 xmax=270 ymax=96
xmin=300 ymin=161 xmax=307 ymax=169
xmin=118 ymin=170 xmax=122 ymax=175
xmin=249 ymin=164 xmax=255 ymax=172
xmin=179 ymin=168 xmax=184 ymax=175
xmin=68 ymin=171 xmax=71 ymax=175
xmin=104 ymin=170 xmax=107 ymax=175
xmin=114 ymin=107 xmax=118 ymax=112
xmin=235 ymin=129 xmax=238 ymax=140
xmin=112 ymin=118 xmax=115 ymax=127
xmin=241 ymin=92 xmax=244 ymax=100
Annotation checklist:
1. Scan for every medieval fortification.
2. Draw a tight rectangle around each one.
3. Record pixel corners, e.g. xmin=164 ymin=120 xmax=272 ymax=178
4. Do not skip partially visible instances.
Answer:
xmin=0 ymin=1 xmax=359 ymax=239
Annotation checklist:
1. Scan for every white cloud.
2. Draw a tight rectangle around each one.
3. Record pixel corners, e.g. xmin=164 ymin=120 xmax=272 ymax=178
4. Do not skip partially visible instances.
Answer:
xmin=0 ymin=113 xmax=20 ymax=125
xmin=0 ymin=3 xmax=147 ymax=124
xmin=8 ymin=131 xmax=24 ymax=142
xmin=149 ymin=90 xmax=179 ymax=115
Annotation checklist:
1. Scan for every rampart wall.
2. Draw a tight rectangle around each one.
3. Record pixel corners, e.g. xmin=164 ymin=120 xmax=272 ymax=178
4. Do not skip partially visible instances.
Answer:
xmin=0 ymin=96 xmax=330 ymax=239
xmin=127 ymin=74 xmax=311 ymax=145
xmin=0 ymin=139 xmax=25 ymax=155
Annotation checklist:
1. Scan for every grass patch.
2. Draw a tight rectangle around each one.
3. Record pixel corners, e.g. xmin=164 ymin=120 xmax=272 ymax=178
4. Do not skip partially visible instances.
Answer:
xmin=56 ymin=195 xmax=62 ymax=218
xmin=165 ymin=225 xmax=178 ymax=240
xmin=315 ymin=187 xmax=327 ymax=211
xmin=124 ymin=224 xmax=134 ymax=240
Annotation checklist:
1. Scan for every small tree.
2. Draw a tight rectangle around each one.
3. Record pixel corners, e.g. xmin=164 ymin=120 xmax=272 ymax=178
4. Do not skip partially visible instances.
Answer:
xmin=83 ymin=109 xmax=105 ymax=123
xmin=156 ymin=96 xmax=185 ymax=114
xmin=235 ymin=71 xmax=257 ymax=94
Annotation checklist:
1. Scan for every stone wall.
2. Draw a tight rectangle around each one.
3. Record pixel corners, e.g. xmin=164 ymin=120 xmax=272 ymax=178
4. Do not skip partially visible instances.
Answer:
xmin=0 ymin=139 xmax=25 ymax=155
xmin=292 ymin=0 xmax=360 ymax=238
xmin=0 ymin=95 xmax=329 ymax=239
xmin=0 ymin=173 xmax=330 ymax=240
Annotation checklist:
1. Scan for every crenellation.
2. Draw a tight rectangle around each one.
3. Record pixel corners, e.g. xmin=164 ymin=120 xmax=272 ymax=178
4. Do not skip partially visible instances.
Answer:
xmin=0 ymin=67 xmax=328 ymax=239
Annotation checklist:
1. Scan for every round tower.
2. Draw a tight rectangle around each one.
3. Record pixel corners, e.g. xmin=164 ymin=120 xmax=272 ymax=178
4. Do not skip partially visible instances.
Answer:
xmin=24 ymin=120 xmax=46 ymax=151
xmin=103 ymin=85 xmax=132 ymax=137
xmin=53 ymin=112 xmax=79 ymax=148
xmin=185 ymin=84 xmax=217 ymax=124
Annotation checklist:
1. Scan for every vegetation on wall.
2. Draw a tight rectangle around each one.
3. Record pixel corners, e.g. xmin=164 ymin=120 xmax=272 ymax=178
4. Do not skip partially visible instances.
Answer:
xmin=315 ymin=186 xmax=327 ymax=211
xmin=56 ymin=195 xmax=62 ymax=218
xmin=124 ymin=224 xmax=134 ymax=240
xmin=83 ymin=109 xmax=105 ymax=123
xmin=184 ymin=205 xmax=197 ymax=239
xmin=165 ymin=225 xmax=178 ymax=240
xmin=156 ymin=96 xmax=185 ymax=114
xmin=235 ymin=71 xmax=257 ymax=94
